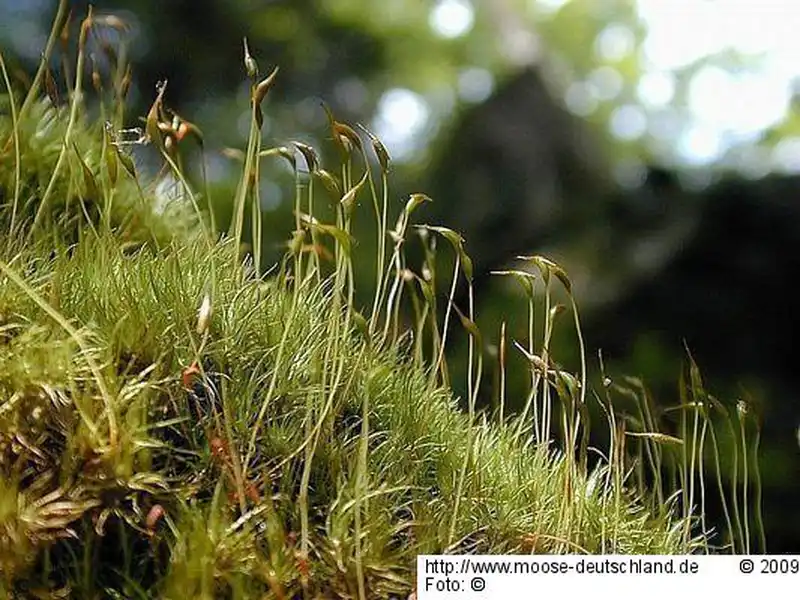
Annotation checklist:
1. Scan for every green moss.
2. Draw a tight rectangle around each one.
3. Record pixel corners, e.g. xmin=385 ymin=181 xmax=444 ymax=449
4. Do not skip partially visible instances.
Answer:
xmin=1 ymin=5 xmax=760 ymax=598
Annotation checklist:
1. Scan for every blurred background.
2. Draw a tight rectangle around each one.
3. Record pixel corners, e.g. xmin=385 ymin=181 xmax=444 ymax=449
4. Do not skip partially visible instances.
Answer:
xmin=2 ymin=0 xmax=798 ymax=551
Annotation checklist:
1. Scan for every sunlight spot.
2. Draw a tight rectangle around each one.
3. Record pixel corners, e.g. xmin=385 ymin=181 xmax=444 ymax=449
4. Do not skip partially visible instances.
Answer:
xmin=458 ymin=67 xmax=495 ymax=103
xmin=609 ymin=104 xmax=647 ymax=141
xmin=333 ymin=77 xmax=368 ymax=114
xmin=728 ymin=145 xmax=771 ymax=180
xmin=564 ymin=81 xmax=598 ymax=117
xmin=637 ymin=0 xmax=799 ymax=167
xmin=588 ymin=66 xmax=624 ymax=102
xmin=677 ymin=125 xmax=723 ymax=166
xmin=501 ymin=28 xmax=541 ymax=65
xmin=594 ymin=23 xmax=636 ymax=62
xmin=429 ymin=0 xmax=475 ymax=39
xmin=647 ymin=109 xmax=681 ymax=142
xmin=374 ymin=88 xmax=430 ymax=161
xmin=260 ymin=180 xmax=283 ymax=211
xmin=533 ymin=0 xmax=571 ymax=17
xmin=7 ymin=21 xmax=47 ymax=61
xmin=688 ymin=66 xmax=788 ymax=140
xmin=637 ymin=70 xmax=675 ymax=108
xmin=771 ymin=136 xmax=800 ymax=174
